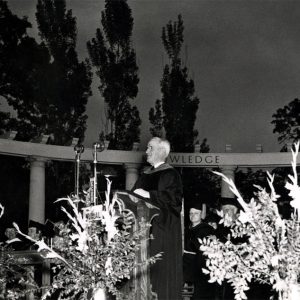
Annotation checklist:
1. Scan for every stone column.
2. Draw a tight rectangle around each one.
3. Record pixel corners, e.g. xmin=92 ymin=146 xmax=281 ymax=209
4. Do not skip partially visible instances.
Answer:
xmin=220 ymin=166 xmax=236 ymax=199
xmin=125 ymin=163 xmax=140 ymax=190
xmin=28 ymin=157 xmax=47 ymax=224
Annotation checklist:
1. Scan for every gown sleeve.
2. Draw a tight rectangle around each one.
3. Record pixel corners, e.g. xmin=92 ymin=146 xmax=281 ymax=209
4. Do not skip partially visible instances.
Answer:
xmin=148 ymin=169 xmax=182 ymax=216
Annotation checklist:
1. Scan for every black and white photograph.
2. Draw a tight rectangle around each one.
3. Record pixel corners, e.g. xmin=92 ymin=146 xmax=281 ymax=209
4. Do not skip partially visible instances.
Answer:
xmin=0 ymin=1 xmax=300 ymax=299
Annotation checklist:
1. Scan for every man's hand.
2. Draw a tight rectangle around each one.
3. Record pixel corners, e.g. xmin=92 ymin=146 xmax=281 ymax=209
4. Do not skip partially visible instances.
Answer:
xmin=133 ymin=188 xmax=150 ymax=198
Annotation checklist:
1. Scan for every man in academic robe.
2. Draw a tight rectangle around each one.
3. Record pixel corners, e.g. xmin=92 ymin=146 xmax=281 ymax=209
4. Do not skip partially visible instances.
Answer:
xmin=216 ymin=198 xmax=272 ymax=300
xmin=132 ymin=137 xmax=183 ymax=300
xmin=183 ymin=202 xmax=216 ymax=300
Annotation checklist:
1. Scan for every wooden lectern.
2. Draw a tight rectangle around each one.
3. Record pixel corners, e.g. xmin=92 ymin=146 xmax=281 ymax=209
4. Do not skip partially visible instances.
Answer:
xmin=114 ymin=190 xmax=160 ymax=300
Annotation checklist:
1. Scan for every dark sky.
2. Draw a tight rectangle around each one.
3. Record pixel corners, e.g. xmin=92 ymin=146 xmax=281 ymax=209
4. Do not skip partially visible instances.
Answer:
xmin=5 ymin=0 xmax=300 ymax=152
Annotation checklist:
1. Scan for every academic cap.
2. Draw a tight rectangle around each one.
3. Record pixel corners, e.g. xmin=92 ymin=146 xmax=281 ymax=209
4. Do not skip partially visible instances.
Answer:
xmin=189 ymin=201 xmax=204 ymax=211
xmin=28 ymin=219 xmax=56 ymax=238
xmin=28 ymin=220 xmax=45 ymax=232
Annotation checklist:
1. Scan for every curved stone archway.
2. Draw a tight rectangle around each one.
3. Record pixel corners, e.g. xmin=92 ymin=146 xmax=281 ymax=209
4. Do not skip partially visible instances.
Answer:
xmin=0 ymin=137 xmax=298 ymax=224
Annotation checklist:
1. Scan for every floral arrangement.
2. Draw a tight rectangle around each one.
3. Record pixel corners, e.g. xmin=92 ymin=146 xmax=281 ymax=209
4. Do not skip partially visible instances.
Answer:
xmin=199 ymin=142 xmax=300 ymax=300
xmin=0 ymin=204 xmax=40 ymax=299
xmin=10 ymin=177 xmax=157 ymax=300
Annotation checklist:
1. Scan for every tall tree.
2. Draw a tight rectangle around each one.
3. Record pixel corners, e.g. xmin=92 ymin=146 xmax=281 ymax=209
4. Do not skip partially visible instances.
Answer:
xmin=149 ymin=15 xmax=200 ymax=152
xmin=149 ymin=99 xmax=164 ymax=138
xmin=35 ymin=0 xmax=95 ymax=222
xmin=0 ymin=0 xmax=92 ymax=145
xmin=0 ymin=0 xmax=93 ymax=228
xmin=270 ymin=98 xmax=300 ymax=216
xmin=87 ymin=0 xmax=141 ymax=150
xmin=0 ymin=0 xmax=51 ymax=140
xmin=0 ymin=0 xmax=48 ymax=232
xmin=149 ymin=15 xmax=218 ymax=216
xmin=0 ymin=106 xmax=9 ymax=135
xmin=271 ymin=98 xmax=300 ymax=149
xmin=36 ymin=0 xmax=92 ymax=145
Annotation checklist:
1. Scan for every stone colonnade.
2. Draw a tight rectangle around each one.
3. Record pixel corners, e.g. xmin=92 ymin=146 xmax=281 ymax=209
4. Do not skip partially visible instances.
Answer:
xmin=28 ymin=157 xmax=47 ymax=224
xmin=28 ymin=159 xmax=235 ymax=224
xmin=2 ymin=138 xmax=296 ymax=225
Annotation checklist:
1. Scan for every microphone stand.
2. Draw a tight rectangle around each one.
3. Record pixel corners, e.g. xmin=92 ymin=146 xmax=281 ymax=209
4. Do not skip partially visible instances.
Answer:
xmin=74 ymin=144 xmax=85 ymax=200
xmin=92 ymin=142 xmax=105 ymax=205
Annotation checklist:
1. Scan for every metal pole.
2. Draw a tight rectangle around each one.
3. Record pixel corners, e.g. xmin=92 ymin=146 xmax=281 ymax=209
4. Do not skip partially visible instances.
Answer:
xmin=74 ymin=144 xmax=84 ymax=199
xmin=93 ymin=143 xmax=98 ymax=205
xmin=92 ymin=141 xmax=105 ymax=205
xmin=76 ymin=153 xmax=80 ymax=198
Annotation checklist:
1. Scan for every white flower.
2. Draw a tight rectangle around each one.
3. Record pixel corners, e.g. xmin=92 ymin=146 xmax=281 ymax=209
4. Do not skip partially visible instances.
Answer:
xmin=199 ymin=143 xmax=300 ymax=300
xmin=285 ymin=142 xmax=300 ymax=218
xmin=275 ymin=216 xmax=285 ymax=230
xmin=93 ymin=287 xmax=106 ymax=300
xmin=70 ymin=231 xmax=90 ymax=253
xmin=290 ymin=197 xmax=300 ymax=211
xmin=238 ymin=211 xmax=252 ymax=224
xmin=0 ymin=203 xmax=4 ymax=219
xmin=273 ymin=277 xmax=287 ymax=292
xmin=105 ymin=256 xmax=113 ymax=275
xmin=271 ymin=255 xmax=280 ymax=267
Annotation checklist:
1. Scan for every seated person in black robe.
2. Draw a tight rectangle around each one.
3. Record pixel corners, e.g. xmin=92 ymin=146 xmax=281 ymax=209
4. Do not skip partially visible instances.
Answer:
xmin=183 ymin=202 xmax=216 ymax=300
xmin=216 ymin=198 xmax=272 ymax=300
xmin=132 ymin=137 xmax=183 ymax=300
xmin=215 ymin=197 xmax=241 ymax=300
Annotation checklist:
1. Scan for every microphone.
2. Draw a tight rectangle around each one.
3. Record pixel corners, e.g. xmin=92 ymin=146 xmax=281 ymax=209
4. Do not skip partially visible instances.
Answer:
xmin=93 ymin=141 xmax=105 ymax=152
xmin=74 ymin=144 xmax=85 ymax=155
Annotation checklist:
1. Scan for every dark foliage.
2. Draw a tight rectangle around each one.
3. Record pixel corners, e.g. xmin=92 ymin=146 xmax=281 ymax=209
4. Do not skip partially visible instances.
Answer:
xmin=87 ymin=0 xmax=141 ymax=150
xmin=0 ymin=1 xmax=93 ymax=240
xmin=0 ymin=156 xmax=29 ymax=239
xmin=35 ymin=0 xmax=92 ymax=145
xmin=271 ymin=98 xmax=300 ymax=148
xmin=149 ymin=15 xmax=200 ymax=152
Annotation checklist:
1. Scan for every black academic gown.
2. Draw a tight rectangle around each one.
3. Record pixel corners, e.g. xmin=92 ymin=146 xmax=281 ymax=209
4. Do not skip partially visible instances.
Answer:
xmin=132 ymin=163 xmax=183 ymax=300
xmin=183 ymin=222 xmax=216 ymax=300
